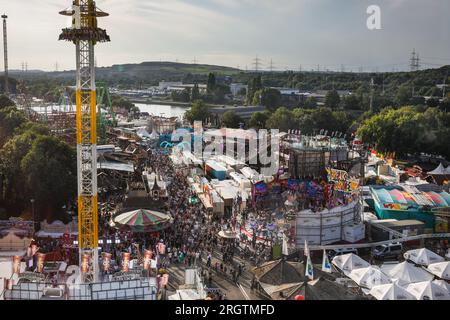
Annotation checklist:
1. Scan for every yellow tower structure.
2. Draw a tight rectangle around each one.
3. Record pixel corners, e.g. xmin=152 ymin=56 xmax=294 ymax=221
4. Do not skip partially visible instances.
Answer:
xmin=59 ymin=0 xmax=110 ymax=283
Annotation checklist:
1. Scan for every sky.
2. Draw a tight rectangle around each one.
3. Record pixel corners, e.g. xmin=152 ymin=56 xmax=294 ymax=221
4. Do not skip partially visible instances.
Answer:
xmin=0 ymin=0 xmax=449 ymax=72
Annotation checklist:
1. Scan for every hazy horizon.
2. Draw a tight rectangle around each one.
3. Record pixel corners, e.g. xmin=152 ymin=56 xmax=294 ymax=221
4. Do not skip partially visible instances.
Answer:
xmin=1 ymin=0 xmax=450 ymax=72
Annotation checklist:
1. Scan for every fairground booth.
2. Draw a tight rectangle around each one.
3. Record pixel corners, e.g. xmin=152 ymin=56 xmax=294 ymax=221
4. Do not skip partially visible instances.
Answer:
xmin=370 ymin=185 xmax=450 ymax=232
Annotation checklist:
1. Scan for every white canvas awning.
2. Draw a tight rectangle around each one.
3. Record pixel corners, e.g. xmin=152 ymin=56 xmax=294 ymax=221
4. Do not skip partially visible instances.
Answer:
xmin=98 ymin=161 xmax=134 ymax=173
xmin=332 ymin=253 xmax=370 ymax=274
xmin=404 ymin=248 xmax=445 ymax=266
xmin=406 ymin=281 xmax=450 ymax=300
xmin=382 ymin=261 xmax=434 ymax=286
xmin=427 ymin=261 xmax=450 ymax=280
xmin=348 ymin=266 xmax=391 ymax=289
xmin=369 ymin=282 xmax=416 ymax=300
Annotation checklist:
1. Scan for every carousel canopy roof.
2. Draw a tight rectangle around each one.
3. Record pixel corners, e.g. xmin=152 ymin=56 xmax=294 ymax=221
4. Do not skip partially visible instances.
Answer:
xmin=112 ymin=209 xmax=172 ymax=232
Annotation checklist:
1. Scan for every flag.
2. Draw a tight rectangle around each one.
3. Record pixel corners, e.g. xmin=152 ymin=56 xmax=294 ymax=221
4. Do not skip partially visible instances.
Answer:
xmin=322 ymin=250 xmax=332 ymax=273
xmin=305 ymin=254 xmax=314 ymax=280
xmin=304 ymin=240 xmax=309 ymax=257
xmin=282 ymin=234 xmax=289 ymax=256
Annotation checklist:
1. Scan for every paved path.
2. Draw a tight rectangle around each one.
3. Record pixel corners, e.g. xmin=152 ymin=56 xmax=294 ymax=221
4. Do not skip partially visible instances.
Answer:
xmin=166 ymin=247 xmax=262 ymax=300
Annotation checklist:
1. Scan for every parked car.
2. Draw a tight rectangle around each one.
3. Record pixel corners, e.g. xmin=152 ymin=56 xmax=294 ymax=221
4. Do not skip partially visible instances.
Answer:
xmin=372 ymin=242 xmax=403 ymax=260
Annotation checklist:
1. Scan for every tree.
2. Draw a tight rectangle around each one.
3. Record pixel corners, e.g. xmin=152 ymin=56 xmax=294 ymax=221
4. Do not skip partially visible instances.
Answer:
xmin=246 ymin=75 xmax=263 ymax=105
xmin=207 ymin=73 xmax=217 ymax=93
xmin=0 ymin=107 xmax=27 ymax=148
xmin=292 ymin=107 xmax=354 ymax=136
xmin=0 ymin=126 xmax=47 ymax=208
xmin=324 ymin=90 xmax=341 ymax=109
xmin=303 ymin=96 xmax=318 ymax=109
xmin=21 ymin=136 xmax=77 ymax=222
xmin=191 ymin=82 xmax=200 ymax=101
xmin=427 ymin=98 xmax=439 ymax=108
xmin=171 ymin=88 xmax=191 ymax=102
xmin=249 ymin=112 xmax=269 ymax=129
xmin=0 ymin=95 xmax=15 ymax=109
xmin=184 ymin=100 xmax=211 ymax=124
xmin=357 ymin=106 xmax=450 ymax=159
xmin=237 ymin=87 xmax=247 ymax=97
xmin=394 ymin=85 xmax=411 ymax=107
xmin=253 ymin=88 xmax=281 ymax=111
xmin=221 ymin=111 xmax=242 ymax=128
xmin=266 ymin=107 xmax=296 ymax=132
xmin=341 ymin=94 xmax=361 ymax=110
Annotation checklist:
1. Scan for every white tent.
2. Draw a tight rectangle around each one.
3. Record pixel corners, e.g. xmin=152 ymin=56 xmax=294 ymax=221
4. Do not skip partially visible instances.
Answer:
xmin=369 ymin=282 xmax=416 ymax=300
xmin=136 ymin=128 xmax=151 ymax=139
xmin=403 ymin=248 xmax=445 ymax=266
xmin=348 ymin=266 xmax=391 ymax=289
xmin=406 ymin=281 xmax=450 ymax=300
xmin=383 ymin=261 xmax=434 ymax=286
xmin=332 ymin=253 xmax=370 ymax=274
xmin=446 ymin=166 xmax=450 ymax=175
xmin=428 ymin=163 xmax=447 ymax=175
xmin=433 ymin=280 xmax=450 ymax=293
xmin=427 ymin=261 xmax=450 ymax=280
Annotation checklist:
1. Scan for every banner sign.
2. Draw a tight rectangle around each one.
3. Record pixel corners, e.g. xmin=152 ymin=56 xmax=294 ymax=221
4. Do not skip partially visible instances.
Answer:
xmin=326 ymin=167 xmax=360 ymax=193
xmin=102 ymin=252 xmax=112 ymax=272
xmin=122 ymin=252 xmax=131 ymax=272
xmin=143 ymin=249 xmax=153 ymax=271
xmin=81 ymin=254 xmax=90 ymax=274
xmin=36 ymin=253 xmax=46 ymax=273
xmin=12 ymin=255 xmax=21 ymax=274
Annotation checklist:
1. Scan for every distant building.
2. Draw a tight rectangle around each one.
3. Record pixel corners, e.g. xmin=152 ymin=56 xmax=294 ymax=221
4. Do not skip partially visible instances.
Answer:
xmin=158 ymin=81 xmax=183 ymax=90
xmin=209 ymin=105 xmax=265 ymax=125
xmin=229 ymin=83 xmax=248 ymax=97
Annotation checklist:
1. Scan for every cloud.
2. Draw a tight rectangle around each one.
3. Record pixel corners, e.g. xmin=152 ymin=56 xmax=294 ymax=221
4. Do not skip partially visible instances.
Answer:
xmin=0 ymin=0 xmax=448 ymax=71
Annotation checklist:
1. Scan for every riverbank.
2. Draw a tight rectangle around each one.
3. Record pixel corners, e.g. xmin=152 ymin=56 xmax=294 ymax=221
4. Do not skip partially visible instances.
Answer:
xmin=128 ymin=98 xmax=237 ymax=109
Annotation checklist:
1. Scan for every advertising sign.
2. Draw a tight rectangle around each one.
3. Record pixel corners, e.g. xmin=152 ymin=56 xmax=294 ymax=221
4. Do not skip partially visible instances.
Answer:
xmin=122 ymin=252 xmax=131 ymax=272
xmin=326 ymin=167 xmax=360 ymax=193
xmin=36 ymin=253 xmax=46 ymax=273
xmin=12 ymin=255 xmax=21 ymax=274
xmin=81 ymin=254 xmax=90 ymax=274
xmin=143 ymin=249 xmax=153 ymax=271
xmin=102 ymin=252 xmax=112 ymax=272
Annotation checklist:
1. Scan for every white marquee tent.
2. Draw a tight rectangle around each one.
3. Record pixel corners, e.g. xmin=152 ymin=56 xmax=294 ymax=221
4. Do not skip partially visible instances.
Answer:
xmin=369 ymin=282 xmax=416 ymax=300
xmin=348 ymin=266 xmax=391 ymax=289
xmin=406 ymin=281 xmax=450 ymax=300
xmin=403 ymin=248 xmax=445 ymax=266
xmin=433 ymin=280 xmax=450 ymax=293
xmin=383 ymin=261 xmax=434 ymax=286
xmin=427 ymin=261 xmax=450 ymax=280
xmin=428 ymin=163 xmax=448 ymax=175
xmin=332 ymin=253 xmax=370 ymax=274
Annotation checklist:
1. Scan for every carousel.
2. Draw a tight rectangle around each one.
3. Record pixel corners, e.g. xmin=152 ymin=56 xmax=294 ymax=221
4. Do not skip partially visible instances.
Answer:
xmin=109 ymin=209 xmax=173 ymax=233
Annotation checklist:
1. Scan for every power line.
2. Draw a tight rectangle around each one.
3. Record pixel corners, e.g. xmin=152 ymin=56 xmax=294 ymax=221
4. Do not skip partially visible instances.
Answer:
xmin=252 ymin=55 xmax=262 ymax=72
xmin=410 ymin=48 xmax=420 ymax=71
xmin=269 ymin=58 xmax=275 ymax=72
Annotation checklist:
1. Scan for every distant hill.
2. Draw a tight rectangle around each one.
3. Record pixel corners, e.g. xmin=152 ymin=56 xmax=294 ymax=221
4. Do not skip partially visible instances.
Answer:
xmin=10 ymin=61 xmax=241 ymax=86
